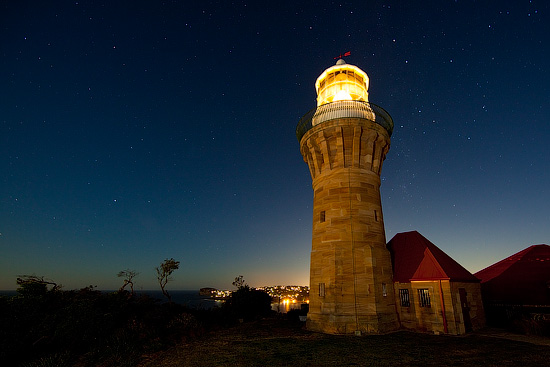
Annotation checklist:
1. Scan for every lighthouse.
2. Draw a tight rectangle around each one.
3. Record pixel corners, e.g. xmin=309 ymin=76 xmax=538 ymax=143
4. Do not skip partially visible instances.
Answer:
xmin=296 ymin=59 xmax=399 ymax=334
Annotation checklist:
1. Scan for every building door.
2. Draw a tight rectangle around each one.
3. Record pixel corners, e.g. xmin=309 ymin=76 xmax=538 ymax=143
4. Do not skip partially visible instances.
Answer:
xmin=459 ymin=288 xmax=472 ymax=332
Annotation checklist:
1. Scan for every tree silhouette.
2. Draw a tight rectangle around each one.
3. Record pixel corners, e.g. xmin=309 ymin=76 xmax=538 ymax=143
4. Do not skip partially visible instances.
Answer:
xmin=232 ymin=275 xmax=248 ymax=290
xmin=117 ymin=269 xmax=139 ymax=296
xmin=16 ymin=274 xmax=59 ymax=296
xmin=156 ymin=258 xmax=180 ymax=303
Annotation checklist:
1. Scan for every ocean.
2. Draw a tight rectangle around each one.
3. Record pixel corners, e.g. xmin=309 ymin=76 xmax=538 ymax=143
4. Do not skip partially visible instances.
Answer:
xmin=139 ymin=290 xmax=223 ymax=309
xmin=0 ymin=290 xmax=222 ymax=309
xmin=1 ymin=290 xmax=304 ymax=313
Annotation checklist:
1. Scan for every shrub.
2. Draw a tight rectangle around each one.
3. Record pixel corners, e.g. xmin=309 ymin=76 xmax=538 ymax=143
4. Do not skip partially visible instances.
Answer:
xmin=224 ymin=287 xmax=272 ymax=321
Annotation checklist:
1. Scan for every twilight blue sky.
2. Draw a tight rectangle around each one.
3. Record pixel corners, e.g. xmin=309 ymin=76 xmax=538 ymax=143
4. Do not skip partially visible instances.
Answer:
xmin=1 ymin=1 xmax=548 ymax=290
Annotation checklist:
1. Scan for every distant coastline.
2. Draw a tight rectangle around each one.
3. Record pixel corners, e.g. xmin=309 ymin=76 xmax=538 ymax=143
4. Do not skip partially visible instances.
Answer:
xmin=0 ymin=290 xmax=222 ymax=309
xmin=1 ymin=287 xmax=310 ymax=313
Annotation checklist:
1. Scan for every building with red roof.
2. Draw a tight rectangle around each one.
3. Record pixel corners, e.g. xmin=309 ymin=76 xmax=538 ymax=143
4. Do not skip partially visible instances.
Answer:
xmin=387 ymin=231 xmax=486 ymax=334
xmin=474 ymin=244 xmax=550 ymax=307
xmin=474 ymin=245 xmax=550 ymax=327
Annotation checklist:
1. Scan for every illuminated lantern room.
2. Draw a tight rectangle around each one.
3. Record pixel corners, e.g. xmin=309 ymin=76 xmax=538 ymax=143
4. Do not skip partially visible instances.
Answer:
xmin=296 ymin=58 xmax=393 ymax=141
xmin=315 ymin=59 xmax=369 ymax=106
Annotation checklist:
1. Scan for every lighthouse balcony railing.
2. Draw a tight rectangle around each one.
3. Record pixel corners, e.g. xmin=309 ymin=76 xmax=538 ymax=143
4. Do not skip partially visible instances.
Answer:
xmin=296 ymin=100 xmax=393 ymax=142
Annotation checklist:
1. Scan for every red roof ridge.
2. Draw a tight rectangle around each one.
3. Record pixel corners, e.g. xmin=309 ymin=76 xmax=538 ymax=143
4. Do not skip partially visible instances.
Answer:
xmin=387 ymin=231 xmax=479 ymax=283
xmin=474 ymin=244 xmax=550 ymax=283
xmin=410 ymin=247 xmax=450 ymax=281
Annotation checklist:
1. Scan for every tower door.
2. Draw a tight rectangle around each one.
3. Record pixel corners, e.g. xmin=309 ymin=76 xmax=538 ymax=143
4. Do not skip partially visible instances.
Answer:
xmin=459 ymin=288 xmax=472 ymax=332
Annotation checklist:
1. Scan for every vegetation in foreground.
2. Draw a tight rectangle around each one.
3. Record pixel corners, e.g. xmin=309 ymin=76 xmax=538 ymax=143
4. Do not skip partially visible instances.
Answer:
xmin=1 ymin=274 xmax=549 ymax=366
xmin=0 ymin=275 xmax=272 ymax=367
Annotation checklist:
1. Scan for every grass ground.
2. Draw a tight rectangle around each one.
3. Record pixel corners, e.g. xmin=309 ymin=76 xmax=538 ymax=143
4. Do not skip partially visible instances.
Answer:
xmin=140 ymin=318 xmax=550 ymax=367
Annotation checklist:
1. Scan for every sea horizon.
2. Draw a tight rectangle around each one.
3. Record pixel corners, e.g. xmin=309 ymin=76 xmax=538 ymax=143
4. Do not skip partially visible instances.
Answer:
xmin=0 ymin=289 xmax=307 ymax=313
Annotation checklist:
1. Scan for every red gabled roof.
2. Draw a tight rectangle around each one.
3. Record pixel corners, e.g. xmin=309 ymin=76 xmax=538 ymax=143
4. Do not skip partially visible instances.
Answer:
xmin=475 ymin=245 xmax=550 ymax=282
xmin=387 ymin=231 xmax=480 ymax=283
xmin=474 ymin=244 xmax=550 ymax=305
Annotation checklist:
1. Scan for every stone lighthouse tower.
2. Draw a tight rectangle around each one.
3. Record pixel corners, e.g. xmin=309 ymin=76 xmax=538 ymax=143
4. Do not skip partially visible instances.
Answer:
xmin=296 ymin=59 xmax=399 ymax=334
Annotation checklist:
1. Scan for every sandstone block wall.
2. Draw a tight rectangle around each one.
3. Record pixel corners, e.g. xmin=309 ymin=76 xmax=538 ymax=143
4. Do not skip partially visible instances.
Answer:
xmin=394 ymin=280 xmax=486 ymax=335
xmin=300 ymin=118 xmax=399 ymax=334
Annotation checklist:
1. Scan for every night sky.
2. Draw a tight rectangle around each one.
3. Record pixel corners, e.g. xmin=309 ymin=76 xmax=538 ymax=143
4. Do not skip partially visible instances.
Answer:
xmin=1 ymin=1 xmax=548 ymax=291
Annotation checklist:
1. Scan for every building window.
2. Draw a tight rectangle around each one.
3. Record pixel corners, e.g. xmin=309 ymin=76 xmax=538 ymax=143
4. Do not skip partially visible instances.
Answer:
xmin=399 ymin=289 xmax=410 ymax=307
xmin=374 ymin=210 xmax=378 ymax=222
xmin=319 ymin=283 xmax=325 ymax=297
xmin=320 ymin=211 xmax=326 ymax=223
xmin=382 ymin=283 xmax=387 ymax=297
xmin=418 ymin=289 xmax=431 ymax=307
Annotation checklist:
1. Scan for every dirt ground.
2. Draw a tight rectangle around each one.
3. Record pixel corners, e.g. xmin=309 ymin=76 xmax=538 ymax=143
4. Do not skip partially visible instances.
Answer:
xmin=474 ymin=327 xmax=550 ymax=346
xmin=140 ymin=318 xmax=550 ymax=367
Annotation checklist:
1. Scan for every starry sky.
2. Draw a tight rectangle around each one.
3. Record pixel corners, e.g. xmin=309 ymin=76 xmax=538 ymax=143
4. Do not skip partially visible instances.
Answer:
xmin=1 ymin=1 xmax=548 ymax=291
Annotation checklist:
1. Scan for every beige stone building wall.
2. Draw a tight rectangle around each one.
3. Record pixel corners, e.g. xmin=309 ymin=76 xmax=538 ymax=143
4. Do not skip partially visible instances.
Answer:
xmin=394 ymin=280 xmax=485 ymax=335
xmin=300 ymin=118 xmax=399 ymax=334
xmin=393 ymin=283 xmax=416 ymax=330
xmin=450 ymin=282 xmax=486 ymax=332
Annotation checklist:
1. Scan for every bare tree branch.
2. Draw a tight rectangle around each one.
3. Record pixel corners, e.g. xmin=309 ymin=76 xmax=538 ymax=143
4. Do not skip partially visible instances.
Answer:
xmin=117 ymin=269 xmax=139 ymax=296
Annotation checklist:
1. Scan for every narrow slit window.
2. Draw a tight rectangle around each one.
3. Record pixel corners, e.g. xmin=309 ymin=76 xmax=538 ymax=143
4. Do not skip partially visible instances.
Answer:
xmin=319 ymin=283 xmax=325 ymax=297
xmin=382 ymin=283 xmax=387 ymax=297
xmin=374 ymin=210 xmax=378 ymax=222
xmin=320 ymin=211 xmax=326 ymax=223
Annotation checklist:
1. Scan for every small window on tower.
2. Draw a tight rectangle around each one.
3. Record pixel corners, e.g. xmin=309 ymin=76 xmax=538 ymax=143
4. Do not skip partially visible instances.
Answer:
xmin=382 ymin=283 xmax=387 ymax=297
xmin=374 ymin=210 xmax=379 ymax=222
xmin=319 ymin=283 xmax=325 ymax=297
xmin=320 ymin=211 xmax=326 ymax=223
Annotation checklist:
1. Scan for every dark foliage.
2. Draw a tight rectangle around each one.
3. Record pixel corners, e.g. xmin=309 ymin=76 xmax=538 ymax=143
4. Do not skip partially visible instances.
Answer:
xmin=0 ymin=283 xmax=206 ymax=366
xmin=224 ymin=287 xmax=273 ymax=322
xmin=0 ymin=277 xmax=279 ymax=366
xmin=0 ymin=277 xmax=289 ymax=365
xmin=286 ymin=304 xmax=309 ymax=323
